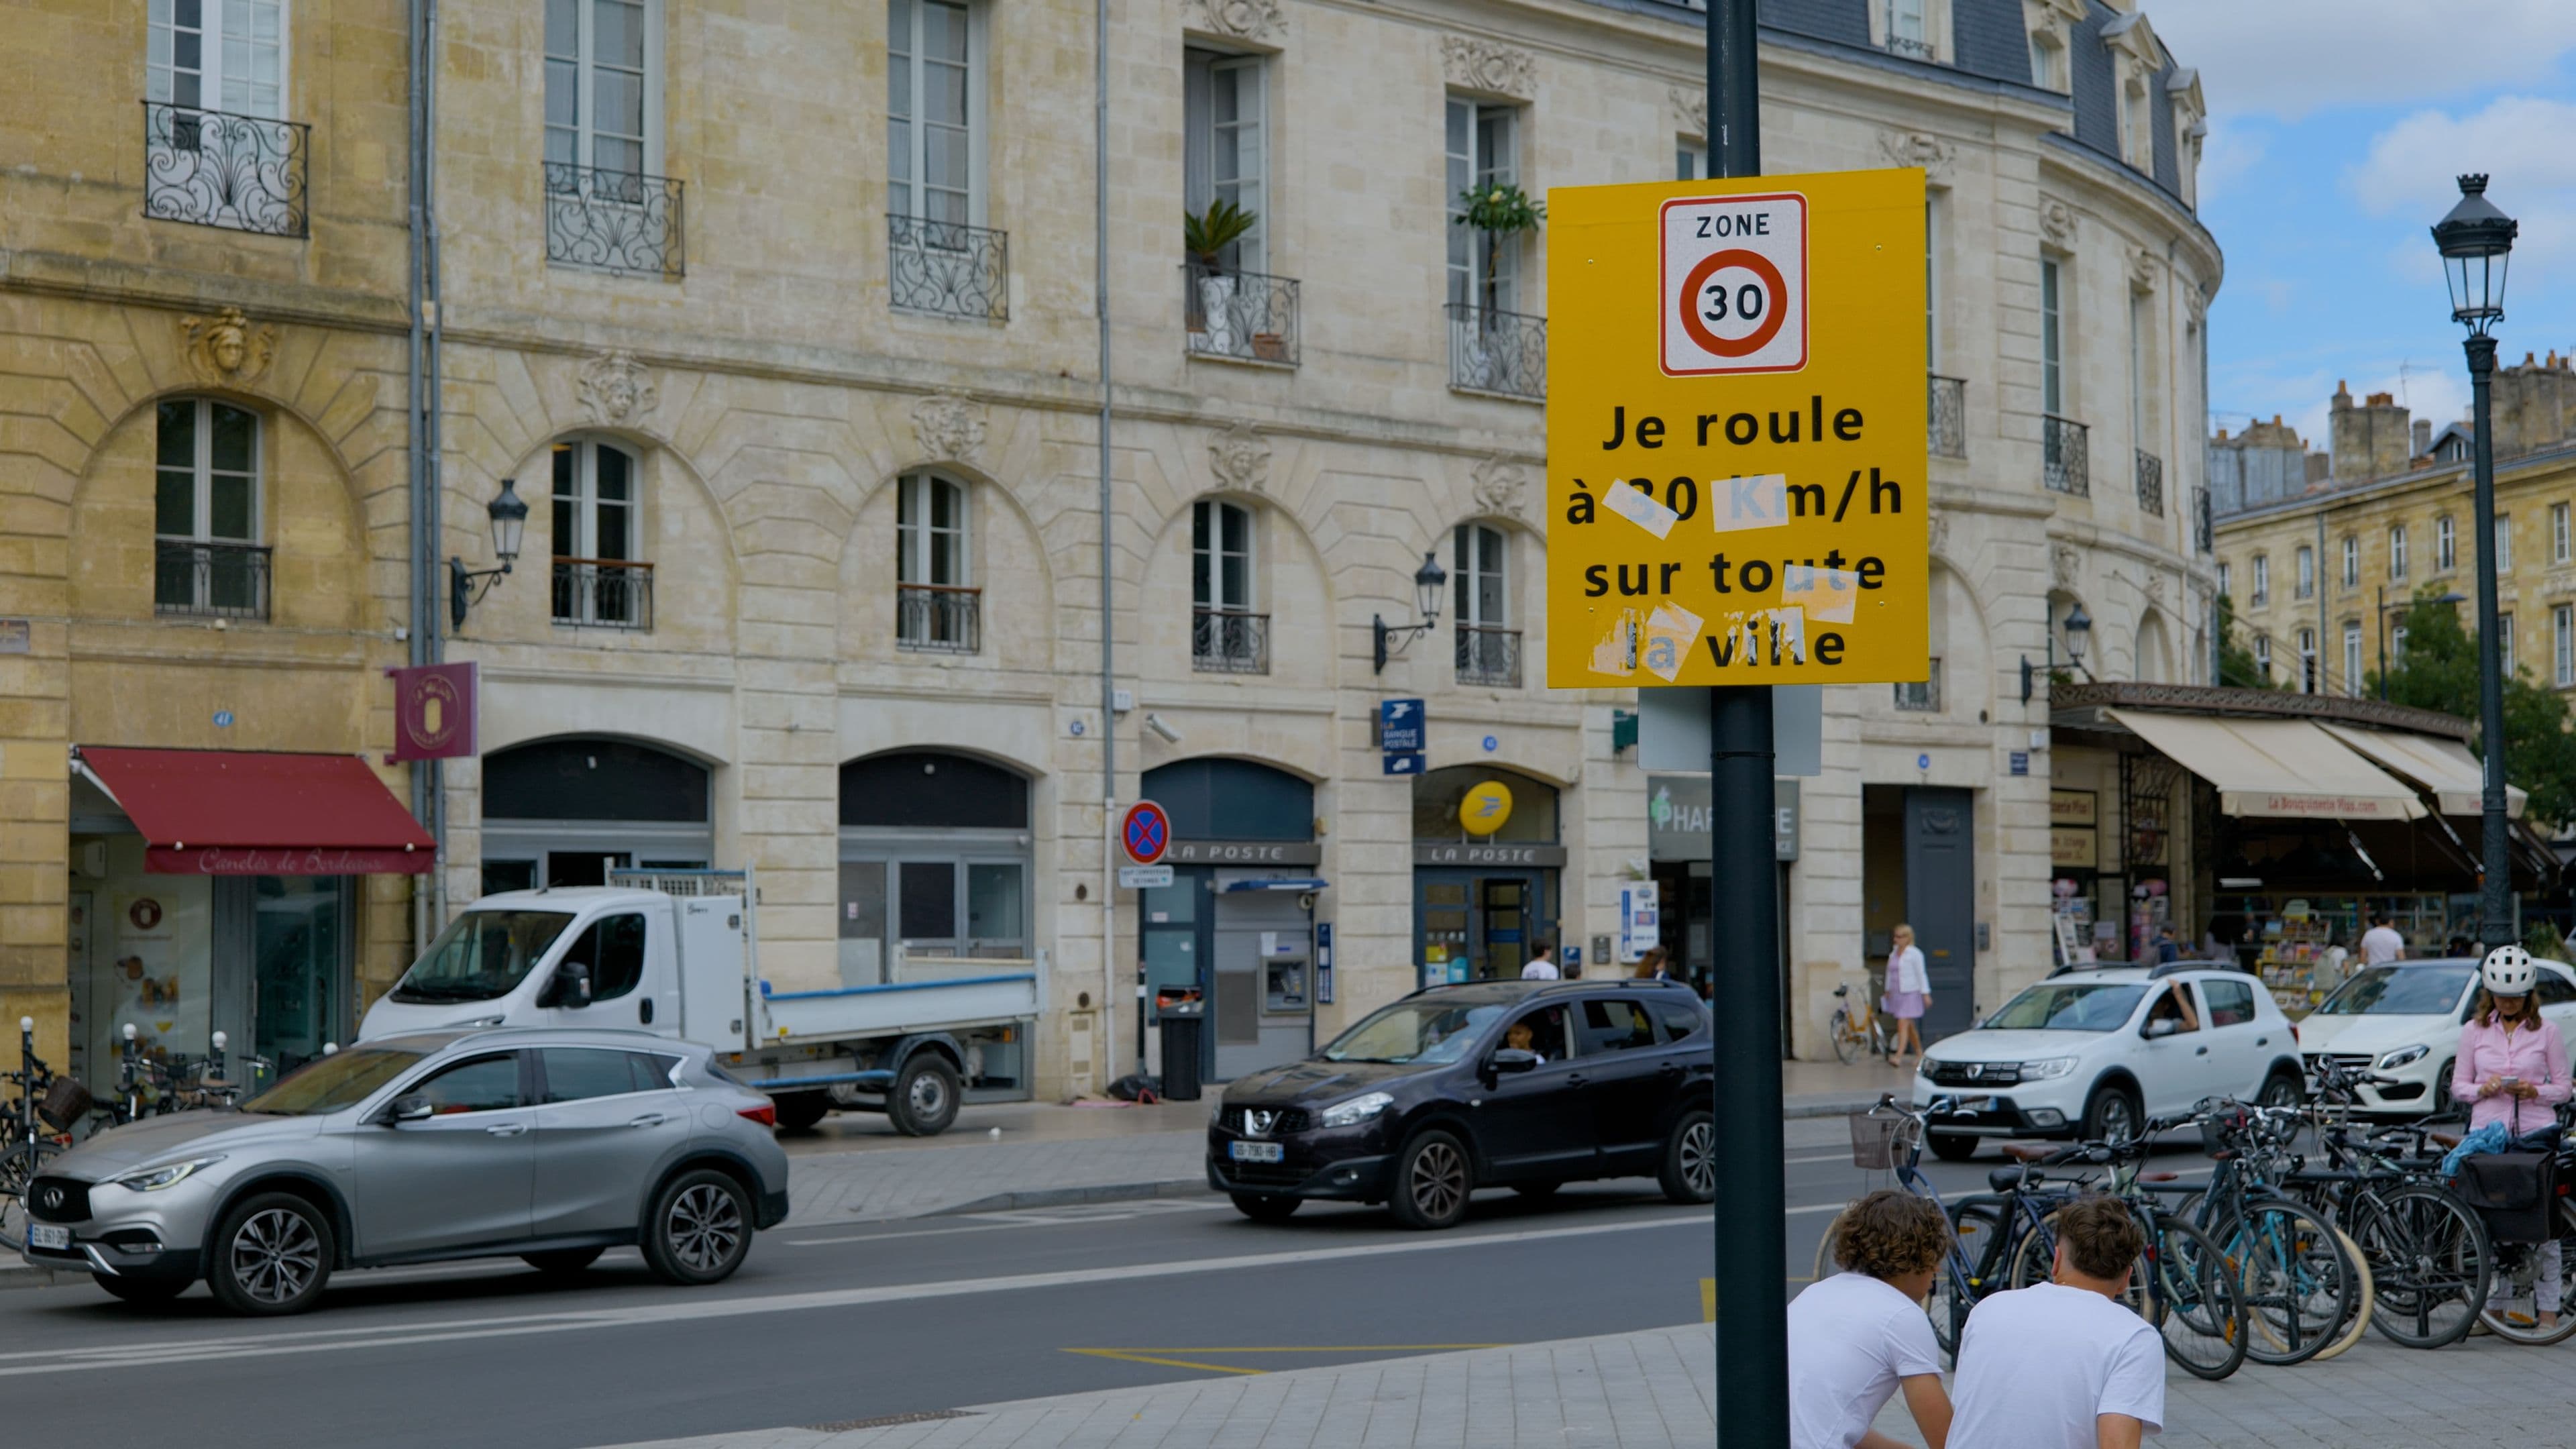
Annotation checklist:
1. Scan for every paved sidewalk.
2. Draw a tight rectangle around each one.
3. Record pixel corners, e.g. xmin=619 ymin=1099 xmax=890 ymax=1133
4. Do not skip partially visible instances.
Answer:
xmin=785 ymin=1125 xmax=1207 ymax=1224
xmin=1782 ymin=1057 xmax=1911 ymax=1118
xmin=591 ymin=1324 xmax=1716 ymax=1449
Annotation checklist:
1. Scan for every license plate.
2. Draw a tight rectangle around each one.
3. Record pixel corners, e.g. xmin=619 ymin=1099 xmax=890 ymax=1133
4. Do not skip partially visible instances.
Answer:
xmin=1957 ymin=1096 xmax=1994 ymax=1112
xmin=1230 ymin=1141 xmax=1285 ymax=1163
xmin=27 ymin=1225 xmax=68 ymax=1251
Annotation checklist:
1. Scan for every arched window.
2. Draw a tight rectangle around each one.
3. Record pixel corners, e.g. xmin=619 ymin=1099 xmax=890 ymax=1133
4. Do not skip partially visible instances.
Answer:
xmin=480 ymin=737 xmax=711 ymax=891
xmin=1411 ymin=765 xmax=1558 ymax=843
xmin=154 ymin=398 xmax=267 ymax=619
xmin=148 ymin=0 xmax=286 ymax=117
xmin=551 ymin=439 xmax=649 ymax=629
xmin=896 ymin=471 xmax=977 ymax=652
xmin=1141 ymin=758 xmax=1313 ymax=842
xmin=1193 ymin=500 xmax=1264 ymax=672
xmin=1454 ymin=522 xmax=1519 ymax=687
xmin=839 ymin=751 xmax=1033 ymax=970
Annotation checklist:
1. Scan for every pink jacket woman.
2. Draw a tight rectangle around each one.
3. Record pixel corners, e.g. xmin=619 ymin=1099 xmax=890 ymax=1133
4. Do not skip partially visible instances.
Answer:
xmin=2453 ymin=1014 xmax=2573 ymax=1136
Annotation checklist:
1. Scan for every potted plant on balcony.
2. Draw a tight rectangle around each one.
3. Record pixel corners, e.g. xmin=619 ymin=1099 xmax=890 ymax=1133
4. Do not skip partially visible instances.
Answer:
xmin=1452 ymin=184 xmax=1546 ymax=387
xmin=1184 ymin=198 xmax=1258 ymax=354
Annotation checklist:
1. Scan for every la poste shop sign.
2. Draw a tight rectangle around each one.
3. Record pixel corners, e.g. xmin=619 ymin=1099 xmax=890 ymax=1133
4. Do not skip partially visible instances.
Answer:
xmin=1544 ymin=169 xmax=1929 ymax=688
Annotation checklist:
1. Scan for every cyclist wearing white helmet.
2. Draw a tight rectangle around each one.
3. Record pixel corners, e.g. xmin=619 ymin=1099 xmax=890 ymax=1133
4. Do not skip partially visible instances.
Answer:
xmin=2453 ymin=944 xmax=2572 ymax=1329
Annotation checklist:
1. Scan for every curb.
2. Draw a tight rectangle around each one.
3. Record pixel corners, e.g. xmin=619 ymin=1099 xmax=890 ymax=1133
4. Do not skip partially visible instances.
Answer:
xmin=0 ymin=1263 xmax=78 ymax=1294
xmin=920 ymin=1178 xmax=1212 ymax=1218
xmin=1785 ymin=1096 xmax=1884 ymax=1120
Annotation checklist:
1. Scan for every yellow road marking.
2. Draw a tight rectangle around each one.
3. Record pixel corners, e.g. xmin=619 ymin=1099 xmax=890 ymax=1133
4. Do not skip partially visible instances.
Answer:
xmin=1703 ymin=1279 xmax=1717 ymax=1321
xmin=1066 ymin=1348 xmax=1271 ymax=1376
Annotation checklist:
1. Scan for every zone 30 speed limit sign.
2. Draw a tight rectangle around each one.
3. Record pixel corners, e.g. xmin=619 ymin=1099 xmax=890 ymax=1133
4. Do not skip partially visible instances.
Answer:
xmin=1663 ymin=193 xmax=1806 ymax=376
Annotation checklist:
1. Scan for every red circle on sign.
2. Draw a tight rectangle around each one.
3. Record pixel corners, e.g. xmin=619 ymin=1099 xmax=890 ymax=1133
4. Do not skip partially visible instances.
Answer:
xmin=1678 ymin=248 xmax=1789 ymax=359
xmin=1122 ymin=800 xmax=1171 ymax=865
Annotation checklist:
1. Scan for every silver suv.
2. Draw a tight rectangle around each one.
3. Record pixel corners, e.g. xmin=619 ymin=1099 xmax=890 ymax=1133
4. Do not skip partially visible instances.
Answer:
xmin=20 ymin=1028 xmax=790 ymax=1315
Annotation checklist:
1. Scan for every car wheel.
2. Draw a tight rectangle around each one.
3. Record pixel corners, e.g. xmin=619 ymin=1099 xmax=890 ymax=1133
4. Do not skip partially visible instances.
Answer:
xmin=207 ymin=1191 xmax=333 ymax=1317
xmin=2257 ymin=1069 xmax=2304 ymax=1111
xmin=771 ymin=1091 xmax=830 ymax=1132
xmin=95 ymin=1274 xmax=187 ymax=1305
xmin=1659 ymin=1112 xmax=1717 ymax=1205
xmin=523 ymin=1247 xmax=606 ymax=1276
xmin=1388 ymin=1130 xmax=1474 ymax=1230
xmin=1230 ymin=1193 xmax=1301 ymax=1223
xmin=1927 ymin=1132 xmax=1980 ymax=1163
xmin=642 ymin=1169 xmax=753 ymax=1287
xmin=2083 ymin=1083 xmax=2143 ymax=1148
xmin=1512 ymin=1180 xmax=1563 ymax=1201
xmin=888 ymin=1055 xmax=962 ymax=1138
xmin=2435 ymin=1061 xmax=2458 ymax=1118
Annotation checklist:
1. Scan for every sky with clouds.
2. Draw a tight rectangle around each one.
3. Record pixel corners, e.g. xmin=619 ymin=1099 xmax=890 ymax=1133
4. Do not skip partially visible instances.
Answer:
xmin=2147 ymin=0 xmax=2576 ymax=453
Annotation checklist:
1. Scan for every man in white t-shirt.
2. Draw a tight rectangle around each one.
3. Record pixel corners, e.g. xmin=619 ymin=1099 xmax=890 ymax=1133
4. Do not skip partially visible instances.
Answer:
xmin=1519 ymin=944 xmax=1560 ymax=980
xmin=2360 ymin=915 xmax=2406 ymax=965
xmin=1949 ymin=1193 xmax=2165 ymax=1449
xmin=1788 ymin=1190 xmax=1953 ymax=1449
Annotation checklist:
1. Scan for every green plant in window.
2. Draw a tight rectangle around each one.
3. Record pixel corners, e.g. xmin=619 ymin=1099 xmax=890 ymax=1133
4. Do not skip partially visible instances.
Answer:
xmin=1183 ymin=198 xmax=1259 ymax=271
xmin=1455 ymin=183 xmax=1546 ymax=235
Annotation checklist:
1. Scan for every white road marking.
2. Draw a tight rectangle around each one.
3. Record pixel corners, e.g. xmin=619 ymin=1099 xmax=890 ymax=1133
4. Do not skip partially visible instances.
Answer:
xmin=0 ymin=1212 xmax=1715 ymax=1376
xmin=785 ymin=1199 xmax=1230 ymax=1248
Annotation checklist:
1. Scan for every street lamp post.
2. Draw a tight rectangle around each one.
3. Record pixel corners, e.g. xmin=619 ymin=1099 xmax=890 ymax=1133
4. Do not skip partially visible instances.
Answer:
xmin=1371 ymin=550 xmax=1449 ymax=674
xmin=2063 ymin=601 xmax=2093 ymax=679
xmin=2432 ymin=173 xmax=2520 ymax=949
xmin=447 ymin=477 xmax=529 ymax=631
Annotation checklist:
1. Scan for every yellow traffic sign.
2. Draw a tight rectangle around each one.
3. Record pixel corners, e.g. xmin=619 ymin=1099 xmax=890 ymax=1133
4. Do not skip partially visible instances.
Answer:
xmin=1544 ymin=169 xmax=1929 ymax=687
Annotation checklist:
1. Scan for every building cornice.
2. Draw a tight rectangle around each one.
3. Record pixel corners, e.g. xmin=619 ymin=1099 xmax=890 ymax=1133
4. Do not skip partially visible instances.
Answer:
xmin=2214 ymin=443 xmax=2576 ymax=532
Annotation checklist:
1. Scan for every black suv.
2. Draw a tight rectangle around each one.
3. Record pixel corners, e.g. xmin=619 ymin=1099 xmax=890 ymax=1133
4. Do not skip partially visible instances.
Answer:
xmin=1205 ymin=979 xmax=1717 ymax=1229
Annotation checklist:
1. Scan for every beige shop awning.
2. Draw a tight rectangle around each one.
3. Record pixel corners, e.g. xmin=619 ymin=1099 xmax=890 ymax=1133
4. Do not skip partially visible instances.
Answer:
xmin=2316 ymin=723 xmax=2527 ymax=820
xmin=2106 ymin=710 xmax=2425 ymax=821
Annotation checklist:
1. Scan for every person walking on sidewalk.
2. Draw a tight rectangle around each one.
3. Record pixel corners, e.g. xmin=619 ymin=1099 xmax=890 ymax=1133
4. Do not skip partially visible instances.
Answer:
xmin=2454 ymin=944 xmax=2572 ymax=1328
xmin=1883 ymin=925 xmax=1930 ymax=1070
xmin=1788 ymin=1189 xmax=1953 ymax=1449
xmin=1947 ymin=1193 xmax=2163 ymax=1449
xmin=2359 ymin=913 xmax=2406 ymax=965
xmin=1519 ymin=941 xmax=1560 ymax=980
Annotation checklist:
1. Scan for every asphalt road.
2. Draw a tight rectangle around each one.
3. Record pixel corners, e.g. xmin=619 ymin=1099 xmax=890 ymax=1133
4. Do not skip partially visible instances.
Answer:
xmin=0 ymin=1184 xmax=1714 ymax=1449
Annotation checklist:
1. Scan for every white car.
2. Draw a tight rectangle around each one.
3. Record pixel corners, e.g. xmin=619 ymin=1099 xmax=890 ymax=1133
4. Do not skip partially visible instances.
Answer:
xmin=2298 ymin=957 xmax=2576 ymax=1118
xmin=1911 ymin=967 xmax=2305 ymax=1161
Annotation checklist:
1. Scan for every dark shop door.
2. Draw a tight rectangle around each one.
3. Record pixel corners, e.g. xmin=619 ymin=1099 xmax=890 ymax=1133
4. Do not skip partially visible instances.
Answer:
xmin=1904 ymin=787 xmax=1975 ymax=1042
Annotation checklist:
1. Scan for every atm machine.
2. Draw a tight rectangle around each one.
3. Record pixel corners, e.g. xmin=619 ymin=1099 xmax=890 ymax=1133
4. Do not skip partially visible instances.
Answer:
xmin=1210 ymin=872 xmax=1320 ymax=1079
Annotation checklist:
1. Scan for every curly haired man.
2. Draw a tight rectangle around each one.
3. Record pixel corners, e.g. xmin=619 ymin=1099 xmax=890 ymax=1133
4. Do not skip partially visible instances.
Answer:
xmin=1788 ymin=1189 xmax=1954 ymax=1449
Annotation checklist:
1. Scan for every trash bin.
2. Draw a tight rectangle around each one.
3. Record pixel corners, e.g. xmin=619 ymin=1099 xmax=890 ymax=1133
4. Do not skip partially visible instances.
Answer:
xmin=1158 ymin=998 xmax=1205 ymax=1102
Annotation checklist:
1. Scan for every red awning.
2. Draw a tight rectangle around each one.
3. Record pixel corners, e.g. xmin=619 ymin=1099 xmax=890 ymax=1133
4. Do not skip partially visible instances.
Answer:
xmin=79 ymin=747 xmax=435 ymax=875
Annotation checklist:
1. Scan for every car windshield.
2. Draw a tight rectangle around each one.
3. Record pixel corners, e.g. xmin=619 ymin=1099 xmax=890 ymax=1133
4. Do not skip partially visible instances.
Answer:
xmin=238 ymin=1048 xmax=423 ymax=1116
xmin=1321 ymin=1000 xmax=1511 ymax=1064
xmin=2315 ymin=965 xmax=2473 ymax=1017
xmin=1983 ymin=982 xmax=2149 ymax=1032
xmin=388 ymin=910 xmax=574 ymax=1004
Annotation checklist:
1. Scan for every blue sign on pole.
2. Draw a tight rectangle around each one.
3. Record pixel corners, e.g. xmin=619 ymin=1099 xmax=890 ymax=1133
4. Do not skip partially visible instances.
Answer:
xmin=1383 ymin=751 xmax=1427 ymax=775
xmin=1379 ymin=698 xmax=1426 ymax=753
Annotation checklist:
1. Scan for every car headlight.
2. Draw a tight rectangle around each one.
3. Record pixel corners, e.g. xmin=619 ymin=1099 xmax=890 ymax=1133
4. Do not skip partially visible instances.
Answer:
xmin=1209 ymin=1093 xmax=1228 ymax=1125
xmin=1917 ymin=1057 xmax=1937 ymax=1077
xmin=2019 ymin=1057 xmax=2079 ymax=1080
xmin=1320 ymin=1091 xmax=1395 ymax=1128
xmin=2376 ymin=1044 xmax=2430 ymax=1071
xmin=111 ymin=1155 xmax=225 ymax=1192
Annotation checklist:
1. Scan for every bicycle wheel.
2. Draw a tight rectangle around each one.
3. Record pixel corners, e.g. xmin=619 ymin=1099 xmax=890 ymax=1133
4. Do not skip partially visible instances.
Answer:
xmin=2354 ymin=1182 xmax=2491 ymax=1349
xmin=0 ymin=1140 xmax=62 ymax=1252
xmin=2477 ymin=1199 xmax=2576 ymax=1346
xmin=2144 ymin=1216 xmax=2250 ymax=1381
xmin=2307 ymin=1226 xmax=2375 ymax=1362
xmin=1931 ymin=1201 xmax=2002 ymax=1354
xmin=1829 ymin=1008 xmax=1860 ymax=1065
xmin=2224 ymin=1197 xmax=2359 ymax=1367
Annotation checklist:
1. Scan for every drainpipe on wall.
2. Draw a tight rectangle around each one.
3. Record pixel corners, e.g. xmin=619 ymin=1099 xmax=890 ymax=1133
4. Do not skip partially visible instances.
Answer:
xmin=405 ymin=0 xmax=447 ymax=953
xmin=1094 ymin=0 xmax=1118 ymax=1089
xmin=405 ymin=0 xmax=430 ymax=955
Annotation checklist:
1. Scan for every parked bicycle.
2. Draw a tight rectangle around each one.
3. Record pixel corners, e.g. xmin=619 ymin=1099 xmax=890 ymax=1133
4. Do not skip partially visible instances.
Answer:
xmin=1 ymin=1016 xmax=94 ymax=1252
xmin=1826 ymin=983 xmax=1893 ymax=1066
xmin=2172 ymin=1097 xmax=2370 ymax=1366
xmin=2288 ymin=1057 xmax=2494 ymax=1349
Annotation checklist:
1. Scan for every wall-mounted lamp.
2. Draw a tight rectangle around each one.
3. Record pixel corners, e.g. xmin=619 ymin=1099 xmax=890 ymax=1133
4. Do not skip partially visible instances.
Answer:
xmin=1372 ymin=550 xmax=1448 ymax=674
xmin=448 ymin=478 xmax=529 ymax=630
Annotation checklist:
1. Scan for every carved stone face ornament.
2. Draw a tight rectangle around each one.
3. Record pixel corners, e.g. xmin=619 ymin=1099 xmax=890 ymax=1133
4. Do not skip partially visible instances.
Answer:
xmin=180 ymin=305 xmax=276 ymax=384
xmin=578 ymin=350 xmax=659 ymax=425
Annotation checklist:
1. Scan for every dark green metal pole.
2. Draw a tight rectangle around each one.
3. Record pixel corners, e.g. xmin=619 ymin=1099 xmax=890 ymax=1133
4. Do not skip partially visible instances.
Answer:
xmin=1709 ymin=3 xmax=1786 ymax=1446
xmin=2466 ymin=333 xmax=2512 ymax=948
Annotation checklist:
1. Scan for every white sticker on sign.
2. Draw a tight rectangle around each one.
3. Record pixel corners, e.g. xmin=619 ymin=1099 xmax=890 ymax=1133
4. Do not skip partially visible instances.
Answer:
xmin=1661 ymin=193 xmax=1809 ymax=377
xmin=1708 ymin=474 xmax=1790 ymax=533
xmin=1599 ymin=480 xmax=1679 ymax=539
xmin=1780 ymin=566 xmax=1860 ymax=624
xmin=1642 ymin=603 xmax=1705 ymax=682
xmin=1591 ymin=614 xmax=1638 ymax=677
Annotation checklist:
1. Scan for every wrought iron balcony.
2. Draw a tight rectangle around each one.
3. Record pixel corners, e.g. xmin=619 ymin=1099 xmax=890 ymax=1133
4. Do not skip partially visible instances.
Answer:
xmin=543 ymin=163 xmax=685 ymax=278
xmin=2043 ymin=414 xmax=2090 ymax=496
xmin=2135 ymin=449 xmax=2164 ymax=515
xmin=142 ymin=102 xmax=309 ymax=238
xmin=154 ymin=539 xmax=270 ymax=620
xmin=551 ymin=557 xmax=655 ymax=630
xmin=896 ymin=584 xmax=982 ymax=654
xmin=1893 ymin=659 xmax=1943 ymax=712
xmin=1446 ymin=303 xmax=1547 ymax=400
xmin=1193 ymin=608 xmax=1269 ymax=675
xmin=1455 ymin=625 xmax=1523 ymax=688
xmin=1185 ymin=263 xmax=1299 ymax=366
xmin=890 ymin=215 xmax=1008 ymax=321
xmin=1882 ymin=34 xmax=1938 ymax=62
xmin=1928 ymin=374 xmax=1966 ymax=458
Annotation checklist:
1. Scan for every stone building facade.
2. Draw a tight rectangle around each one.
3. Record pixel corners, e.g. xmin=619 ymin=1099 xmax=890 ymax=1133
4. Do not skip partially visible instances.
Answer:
xmin=0 ymin=0 xmax=2214 ymax=1090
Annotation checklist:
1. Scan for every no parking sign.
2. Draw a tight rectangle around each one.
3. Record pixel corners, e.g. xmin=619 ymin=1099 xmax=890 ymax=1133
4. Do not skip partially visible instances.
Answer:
xmin=1121 ymin=800 xmax=1171 ymax=866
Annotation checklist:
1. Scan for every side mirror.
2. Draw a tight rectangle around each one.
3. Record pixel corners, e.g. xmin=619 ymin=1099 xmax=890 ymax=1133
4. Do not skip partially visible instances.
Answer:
xmin=1489 ymin=1048 xmax=1542 ymax=1075
xmin=2143 ymin=1018 xmax=2179 ymax=1040
xmin=380 ymin=1094 xmax=433 ymax=1126
xmin=538 ymin=961 xmax=593 ymax=1010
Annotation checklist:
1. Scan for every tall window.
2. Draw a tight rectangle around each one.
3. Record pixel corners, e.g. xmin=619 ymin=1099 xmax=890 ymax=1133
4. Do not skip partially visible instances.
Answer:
xmin=2253 ymin=634 xmax=2271 ymax=680
xmin=1676 ymin=141 xmax=1706 ymax=180
xmin=2127 ymin=290 xmax=2147 ymax=445
xmin=545 ymin=0 xmax=654 ymax=178
xmin=2496 ymin=514 xmax=2514 ymax=572
xmin=1184 ymin=49 xmax=1265 ymax=272
xmin=2216 ymin=561 xmax=2231 ymax=598
xmin=2341 ymin=535 xmax=2359 ymax=588
xmin=2297 ymin=628 xmax=2317 ymax=692
xmin=2500 ymin=613 xmax=2516 ymax=679
xmin=2555 ymin=502 xmax=2571 ymax=564
xmin=1446 ymin=99 xmax=1519 ymax=315
xmin=1454 ymin=522 xmax=1517 ymax=686
xmin=2294 ymin=545 xmax=2314 ymax=600
xmin=2437 ymin=515 xmax=2456 ymax=571
xmin=2557 ymin=604 xmax=2573 ymax=688
xmin=1193 ymin=500 xmax=1262 ymax=674
xmin=2343 ymin=621 xmax=2362 ymax=698
xmin=148 ymin=0 xmax=286 ymax=117
xmin=155 ymin=398 xmax=265 ymax=616
xmin=896 ymin=472 xmax=974 ymax=652
xmin=2251 ymin=554 xmax=2269 ymax=606
xmin=2390 ymin=524 xmax=2409 ymax=580
xmin=2393 ymin=623 xmax=2409 ymax=661
xmin=888 ymin=0 xmax=977 ymax=225
xmin=2039 ymin=258 xmax=2064 ymax=416
xmin=551 ymin=439 xmax=643 ymax=627
xmin=1925 ymin=192 xmax=1943 ymax=370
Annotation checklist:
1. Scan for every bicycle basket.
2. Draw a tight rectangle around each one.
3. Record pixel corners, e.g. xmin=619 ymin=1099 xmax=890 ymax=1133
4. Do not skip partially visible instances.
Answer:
xmin=39 ymin=1076 xmax=93 ymax=1132
xmin=1849 ymin=1110 xmax=1917 ymax=1171
xmin=2198 ymin=1103 xmax=2253 ymax=1157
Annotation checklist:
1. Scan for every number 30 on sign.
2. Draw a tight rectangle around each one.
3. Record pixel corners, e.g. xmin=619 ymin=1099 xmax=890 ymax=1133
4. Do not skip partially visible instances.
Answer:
xmin=1544 ymin=168 xmax=1929 ymax=689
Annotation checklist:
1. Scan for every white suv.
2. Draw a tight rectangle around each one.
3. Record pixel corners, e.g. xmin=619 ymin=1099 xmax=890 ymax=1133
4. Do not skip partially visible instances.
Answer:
xmin=1911 ymin=967 xmax=2304 ymax=1161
